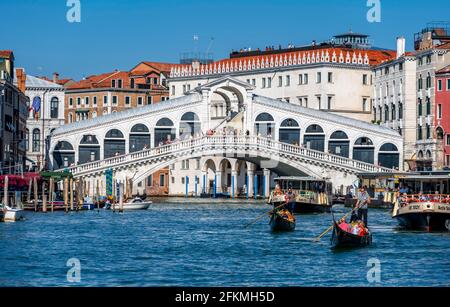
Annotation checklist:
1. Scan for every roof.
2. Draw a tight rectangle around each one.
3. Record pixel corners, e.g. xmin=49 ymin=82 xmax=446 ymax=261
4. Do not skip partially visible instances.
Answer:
xmin=435 ymin=41 xmax=450 ymax=50
xmin=67 ymin=71 xmax=129 ymax=90
xmin=437 ymin=65 xmax=450 ymax=74
xmin=0 ymin=50 xmax=13 ymax=59
xmin=22 ymin=75 xmax=64 ymax=89
xmin=130 ymin=62 xmax=181 ymax=76
xmin=52 ymin=93 xmax=202 ymax=136
xmin=39 ymin=76 xmax=75 ymax=86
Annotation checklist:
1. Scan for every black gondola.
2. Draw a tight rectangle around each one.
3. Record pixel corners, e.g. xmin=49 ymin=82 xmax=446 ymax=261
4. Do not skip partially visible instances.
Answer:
xmin=330 ymin=214 xmax=372 ymax=249
xmin=269 ymin=210 xmax=296 ymax=232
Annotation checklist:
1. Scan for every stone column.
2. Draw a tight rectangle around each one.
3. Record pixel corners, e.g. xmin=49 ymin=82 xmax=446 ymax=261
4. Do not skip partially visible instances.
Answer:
xmin=231 ymin=170 xmax=238 ymax=198
xmin=247 ymin=170 xmax=254 ymax=198
xmin=216 ymin=171 xmax=223 ymax=194
xmin=201 ymin=171 xmax=207 ymax=194
xmin=263 ymin=169 xmax=271 ymax=198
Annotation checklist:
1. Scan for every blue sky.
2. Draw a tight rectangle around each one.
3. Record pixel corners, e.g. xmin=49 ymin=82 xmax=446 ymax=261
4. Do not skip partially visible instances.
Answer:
xmin=2 ymin=0 xmax=450 ymax=80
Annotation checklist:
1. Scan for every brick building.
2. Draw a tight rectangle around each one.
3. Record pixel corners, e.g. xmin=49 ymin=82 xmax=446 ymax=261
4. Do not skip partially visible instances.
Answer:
xmin=435 ymin=65 xmax=450 ymax=167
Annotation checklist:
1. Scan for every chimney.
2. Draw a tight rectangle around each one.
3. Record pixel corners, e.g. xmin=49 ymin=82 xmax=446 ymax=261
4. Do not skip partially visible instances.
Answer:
xmin=396 ymin=37 xmax=406 ymax=59
xmin=15 ymin=68 xmax=26 ymax=93
xmin=53 ymin=72 xmax=59 ymax=83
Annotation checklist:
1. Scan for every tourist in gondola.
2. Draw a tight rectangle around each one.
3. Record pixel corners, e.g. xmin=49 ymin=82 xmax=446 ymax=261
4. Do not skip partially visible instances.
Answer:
xmin=355 ymin=186 xmax=371 ymax=227
xmin=285 ymin=186 xmax=296 ymax=213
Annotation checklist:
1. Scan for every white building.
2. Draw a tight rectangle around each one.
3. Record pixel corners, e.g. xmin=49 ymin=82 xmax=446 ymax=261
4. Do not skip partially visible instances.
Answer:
xmin=168 ymin=33 xmax=396 ymax=123
xmin=373 ymin=37 xmax=418 ymax=170
xmin=23 ymin=75 xmax=65 ymax=170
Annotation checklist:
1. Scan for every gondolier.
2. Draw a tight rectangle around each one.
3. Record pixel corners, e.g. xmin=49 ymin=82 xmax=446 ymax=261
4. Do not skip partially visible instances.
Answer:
xmin=355 ymin=186 xmax=371 ymax=226
xmin=285 ymin=186 xmax=296 ymax=213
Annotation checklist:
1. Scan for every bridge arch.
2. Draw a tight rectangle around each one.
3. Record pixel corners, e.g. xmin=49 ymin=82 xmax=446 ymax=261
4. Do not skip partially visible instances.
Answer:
xmin=328 ymin=131 xmax=350 ymax=158
xmin=155 ymin=118 xmax=176 ymax=146
xmin=129 ymin=124 xmax=150 ymax=153
xmin=53 ymin=141 xmax=75 ymax=169
xmin=79 ymin=135 xmax=100 ymax=165
xmin=304 ymin=124 xmax=325 ymax=152
xmin=378 ymin=143 xmax=400 ymax=169
xmin=353 ymin=137 xmax=375 ymax=164
xmin=104 ymin=129 xmax=125 ymax=158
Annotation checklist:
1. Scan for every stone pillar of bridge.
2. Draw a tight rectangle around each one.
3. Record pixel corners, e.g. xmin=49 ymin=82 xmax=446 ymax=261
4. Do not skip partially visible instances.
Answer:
xmin=231 ymin=170 xmax=238 ymax=198
xmin=201 ymin=170 xmax=207 ymax=194
xmin=201 ymin=89 xmax=211 ymax=131
xmin=247 ymin=170 xmax=254 ymax=198
xmin=263 ymin=169 xmax=271 ymax=198
xmin=216 ymin=171 xmax=223 ymax=193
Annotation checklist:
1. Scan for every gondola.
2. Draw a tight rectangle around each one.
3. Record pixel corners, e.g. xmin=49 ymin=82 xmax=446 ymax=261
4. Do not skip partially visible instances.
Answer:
xmin=269 ymin=209 xmax=296 ymax=232
xmin=330 ymin=213 xmax=372 ymax=249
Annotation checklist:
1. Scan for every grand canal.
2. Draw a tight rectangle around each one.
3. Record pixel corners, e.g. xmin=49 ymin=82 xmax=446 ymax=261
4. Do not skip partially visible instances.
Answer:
xmin=0 ymin=199 xmax=449 ymax=287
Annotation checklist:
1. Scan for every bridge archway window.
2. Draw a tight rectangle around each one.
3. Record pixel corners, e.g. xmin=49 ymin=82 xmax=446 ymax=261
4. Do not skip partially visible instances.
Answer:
xmin=279 ymin=118 xmax=300 ymax=145
xmin=304 ymin=124 xmax=325 ymax=152
xmin=329 ymin=131 xmax=350 ymax=158
xmin=105 ymin=129 xmax=126 ymax=158
xmin=378 ymin=143 xmax=399 ymax=169
xmin=130 ymin=124 xmax=150 ymax=153
xmin=180 ymin=112 xmax=201 ymax=139
xmin=255 ymin=113 xmax=275 ymax=139
xmin=79 ymin=135 xmax=100 ymax=165
xmin=53 ymin=141 xmax=75 ymax=169
xmin=155 ymin=118 xmax=176 ymax=147
xmin=353 ymin=137 xmax=374 ymax=164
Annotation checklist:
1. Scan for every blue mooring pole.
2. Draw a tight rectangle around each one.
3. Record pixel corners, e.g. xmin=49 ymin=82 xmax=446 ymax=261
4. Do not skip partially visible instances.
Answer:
xmin=202 ymin=174 xmax=206 ymax=194
xmin=246 ymin=175 xmax=249 ymax=199
xmin=254 ymin=175 xmax=258 ymax=200
xmin=185 ymin=176 xmax=189 ymax=198
xmin=263 ymin=175 xmax=266 ymax=200
xmin=213 ymin=175 xmax=217 ymax=198
xmin=195 ymin=176 xmax=198 ymax=197
xmin=231 ymin=175 xmax=235 ymax=199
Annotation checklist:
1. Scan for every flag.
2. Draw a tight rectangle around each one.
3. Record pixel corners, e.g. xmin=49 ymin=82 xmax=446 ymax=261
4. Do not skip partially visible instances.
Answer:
xmin=32 ymin=97 xmax=41 ymax=118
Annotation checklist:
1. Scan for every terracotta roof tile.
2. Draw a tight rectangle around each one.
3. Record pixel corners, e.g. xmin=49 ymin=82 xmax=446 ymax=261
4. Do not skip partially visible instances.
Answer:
xmin=0 ymin=50 xmax=13 ymax=58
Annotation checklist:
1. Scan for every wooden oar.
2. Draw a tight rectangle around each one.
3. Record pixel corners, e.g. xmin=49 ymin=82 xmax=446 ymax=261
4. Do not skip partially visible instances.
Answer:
xmin=313 ymin=208 xmax=357 ymax=242
xmin=244 ymin=203 xmax=288 ymax=229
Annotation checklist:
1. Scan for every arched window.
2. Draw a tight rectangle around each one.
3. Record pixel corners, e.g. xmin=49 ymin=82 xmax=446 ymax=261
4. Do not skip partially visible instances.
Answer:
xmin=378 ymin=143 xmax=399 ymax=169
xmin=329 ymin=131 xmax=349 ymax=158
xmin=155 ymin=118 xmax=176 ymax=146
xmin=105 ymin=129 xmax=125 ymax=158
xmin=304 ymin=124 xmax=325 ymax=152
xmin=436 ymin=127 xmax=444 ymax=140
xmin=255 ymin=113 xmax=275 ymax=139
xmin=180 ymin=112 xmax=201 ymax=138
xmin=50 ymin=97 xmax=59 ymax=119
xmin=32 ymin=128 xmax=40 ymax=152
xmin=53 ymin=141 xmax=75 ymax=169
xmin=79 ymin=135 xmax=100 ymax=164
xmin=279 ymin=119 xmax=300 ymax=145
xmin=418 ymin=150 xmax=424 ymax=159
xmin=130 ymin=124 xmax=151 ymax=153
xmin=353 ymin=137 xmax=374 ymax=164
xmin=255 ymin=113 xmax=274 ymax=122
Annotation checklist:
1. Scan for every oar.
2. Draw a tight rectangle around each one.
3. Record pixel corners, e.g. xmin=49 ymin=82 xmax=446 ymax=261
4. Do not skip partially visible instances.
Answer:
xmin=244 ymin=203 xmax=288 ymax=229
xmin=313 ymin=208 xmax=357 ymax=243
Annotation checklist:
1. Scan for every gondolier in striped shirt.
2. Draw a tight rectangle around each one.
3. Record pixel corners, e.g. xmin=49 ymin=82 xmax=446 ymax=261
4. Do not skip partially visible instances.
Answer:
xmin=355 ymin=186 xmax=371 ymax=227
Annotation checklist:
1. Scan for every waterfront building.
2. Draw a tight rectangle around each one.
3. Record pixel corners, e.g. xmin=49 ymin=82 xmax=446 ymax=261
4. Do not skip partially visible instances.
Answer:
xmin=19 ymin=75 xmax=65 ymax=171
xmin=168 ymin=32 xmax=396 ymax=123
xmin=413 ymin=24 xmax=450 ymax=171
xmin=0 ymin=51 xmax=28 ymax=174
xmin=435 ymin=65 xmax=450 ymax=167
xmin=372 ymin=37 xmax=418 ymax=170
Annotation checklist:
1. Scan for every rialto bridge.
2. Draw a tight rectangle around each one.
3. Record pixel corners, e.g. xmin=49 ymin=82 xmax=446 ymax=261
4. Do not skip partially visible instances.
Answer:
xmin=50 ymin=76 xmax=404 ymax=197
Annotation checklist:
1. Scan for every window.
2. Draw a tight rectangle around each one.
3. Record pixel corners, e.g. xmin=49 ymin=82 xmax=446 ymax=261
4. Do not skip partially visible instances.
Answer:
xmin=85 ymin=97 xmax=90 ymax=107
xmin=278 ymin=76 xmax=283 ymax=87
xmin=182 ymin=85 xmax=186 ymax=93
xmin=159 ymin=174 xmax=165 ymax=187
xmin=130 ymin=78 xmax=135 ymax=89
xmin=147 ymin=175 xmax=153 ymax=187
xmin=385 ymin=67 xmax=389 ymax=75
xmin=77 ymin=97 xmax=81 ymax=106
xmin=418 ymin=76 xmax=423 ymax=90
xmin=146 ymin=77 xmax=151 ymax=84
xmin=25 ymin=129 xmax=29 ymax=151
xmin=418 ymin=125 xmax=423 ymax=140
xmin=50 ymin=97 xmax=59 ymax=119
xmin=182 ymin=160 xmax=190 ymax=170
xmin=447 ymin=79 xmax=450 ymax=90
xmin=181 ymin=177 xmax=185 ymax=184
xmin=399 ymin=63 xmax=403 ymax=71
xmin=327 ymin=96 xmax=332 ymax=110
xmin=426 ymin=124 xmax=431 ymax=139
xmin=125 ymin=96 xmax=131 ymax=105
xmin=267 ymin=77 xmax=272 ymax=88
xmin=426 ymin=73 xmax=431 ymax=89
xmin=304 ymin=74 xmax=308 ymax=84
xmin=328 ymin=72 xmax=333 ymax=83
xmin=316 ymin=72 xmax=322 ymax=83
xmin=426 ymin=97 xmax=431 ymax=115
xmin=138 ymin=97 xmax=143 ymax=105
xmin=32 ymin=128 xmax=40 ymax=152
xmin=317 ymin=96 xmax=321 ymax=109
xmin=262 ymin=78 xmax=266 ymax=88
xmin=418 ymin=98 xmax=423 ymax=116
xmin=111 ymin=80 xmax=116 ymax=88
xmin=299 ymin=74 xmax=303 ymax=85
xmin=247 ymin=79 xmax=251 ymax=84
xmin=112 ymin=96 xmax=118 ymax=105
xmin=362 ymin=98 xmax=368 ymax=112
xmin=103 ymin=96 xmax=108 ymax=105
xmin=286 ymin=75 xmax=291 ymax=86
xmin=398 ymin=102 xmax=403 ymax=120
xmin=391 ymin=103 xmax=396 ymax=120
xmin=196 ymin=159 xmax=200 ymax=170
xmin=118 ymin=79 xmax=123 ymax=88
xmin=438 ymin=79 xmax=443 ymax=91
xmin=447 ymin=135 xmax=450 ymax=146
xmin=147 ymin=96 xmax=152 ymax=105
xmin=363 ymin=74 xmax=368 ymax=85
xmin=69 ymin=98 xmax=73 ymax=107
xmin=438 ymin=104 xmax=442 ymax=119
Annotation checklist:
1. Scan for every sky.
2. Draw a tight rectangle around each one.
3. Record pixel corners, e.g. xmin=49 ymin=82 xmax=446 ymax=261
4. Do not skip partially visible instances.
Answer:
xmin=1 ymin=0 xmax=450 ymax=80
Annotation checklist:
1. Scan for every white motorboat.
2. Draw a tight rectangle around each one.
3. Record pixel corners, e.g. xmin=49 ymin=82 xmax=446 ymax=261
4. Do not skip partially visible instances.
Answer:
xmin=0 ymin=204 xmax=26 ymax=222
xmin=117 ymin=198 xmax=152 ymax=210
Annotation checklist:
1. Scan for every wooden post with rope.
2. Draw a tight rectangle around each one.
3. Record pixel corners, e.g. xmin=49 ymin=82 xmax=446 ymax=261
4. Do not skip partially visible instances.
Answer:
xmin=64 ymin=178 xmax=68 ymax=213
xmin=69 ymin=178 xmax=74 ymax=211
xmin=49 ymin=177 xmax=54 ymax=213
xmin=42 ymin=181 xmax=47 ymax=213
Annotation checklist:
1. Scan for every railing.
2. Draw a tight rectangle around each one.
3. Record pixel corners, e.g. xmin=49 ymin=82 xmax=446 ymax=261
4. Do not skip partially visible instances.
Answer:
xmin=60 ymin=136 xmax=394 ymax=177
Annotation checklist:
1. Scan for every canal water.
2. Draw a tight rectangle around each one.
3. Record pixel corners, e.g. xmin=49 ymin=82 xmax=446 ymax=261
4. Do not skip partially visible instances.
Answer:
xmin=0 ymin=198 xmax=449 ymax=287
